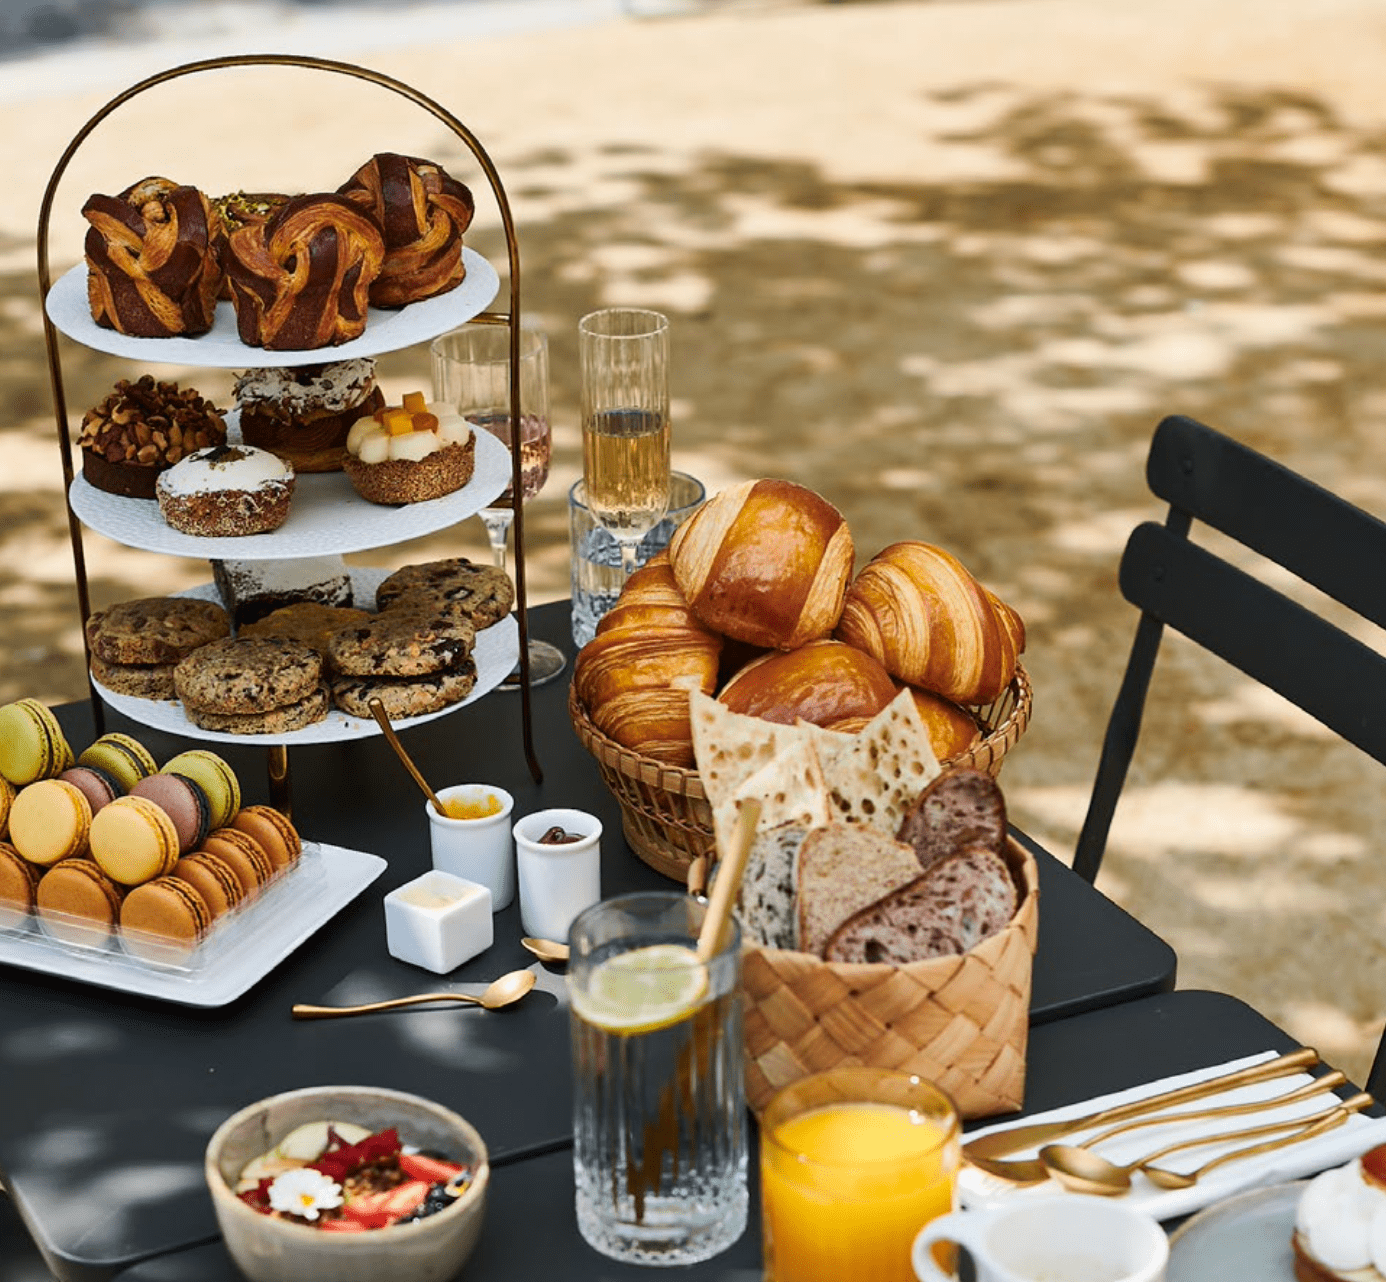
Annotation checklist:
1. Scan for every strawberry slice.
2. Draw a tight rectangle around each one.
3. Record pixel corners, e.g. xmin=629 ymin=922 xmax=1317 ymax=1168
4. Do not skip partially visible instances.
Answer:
xmin=341 ymin=1190 xmax=395 ymax=1230
xmin=379 ymin=1180 xmax=431 ymax=1223
xmin=319 ymin=1217 xmax=368 ymax=1233
xmin=398 ymin=1153 xmax=465 ymax=1185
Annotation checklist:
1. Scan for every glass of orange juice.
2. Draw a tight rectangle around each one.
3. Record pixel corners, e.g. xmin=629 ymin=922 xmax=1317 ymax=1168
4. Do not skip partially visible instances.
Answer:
xmin=759 ymin=1067 xmax=961 ymax=1282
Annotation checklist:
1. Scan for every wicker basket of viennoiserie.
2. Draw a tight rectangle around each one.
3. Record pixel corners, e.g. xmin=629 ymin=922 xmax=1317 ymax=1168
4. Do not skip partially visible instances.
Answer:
xmin=569 ymin=477 xmax=1033 ymax=885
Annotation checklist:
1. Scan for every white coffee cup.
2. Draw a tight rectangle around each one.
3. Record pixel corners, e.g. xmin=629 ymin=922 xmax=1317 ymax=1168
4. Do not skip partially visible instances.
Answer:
xmin=913 ymin=1199 xmax=1168 ymax=1282
xmin=512 ymin=808 xmax=602 ymax=943
xmin=426 ymin=785 xmax=516 ymax=912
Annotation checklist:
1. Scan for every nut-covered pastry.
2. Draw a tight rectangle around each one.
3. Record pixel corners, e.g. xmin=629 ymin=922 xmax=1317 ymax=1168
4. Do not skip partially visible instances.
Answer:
xmin=222 ymin=193 xmax=385 ymax=350
xmin=82 ymin=176 xmax=222 ymax=337
xmin=156 ymin=445 xmax=295 ymax=538
xmin=337 ymin=153 xmax=475 ymax=306
xmin=234 ymin=358 xmax=385 ymax=473
xmin=78 ymin=376 xmax=227 ymax=499
xmin=342 ymin=392 xmax=475 ymax=505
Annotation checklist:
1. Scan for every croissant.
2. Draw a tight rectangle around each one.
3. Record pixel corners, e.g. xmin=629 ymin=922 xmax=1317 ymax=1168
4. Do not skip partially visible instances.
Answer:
xmin=594 ymin=553 xmax=716 ymax=638
xmin=668 ymin=478 xmax=854 ymax=651
xmin=221 ymin=194 xmax=385 ymax=350
xmin=835 ymin=541 xmax=1025 ymax=705
xmin=83 ymin=177 xmax=221 ymax=337
xmin=717 ymin=639 xmax=897 ymax=730
xmin=337 ymin=153 xmax=475 ymax=307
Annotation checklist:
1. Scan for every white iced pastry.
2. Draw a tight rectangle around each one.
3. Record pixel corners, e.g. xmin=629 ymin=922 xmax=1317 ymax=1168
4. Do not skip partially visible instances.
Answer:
xmin=345 ymin=401 xmax=471 ymax=465
xmin=1297 ymin=1153 xmax=1386 ymax=1277
xmin=156 ymin=444 xmax=293 ymax=497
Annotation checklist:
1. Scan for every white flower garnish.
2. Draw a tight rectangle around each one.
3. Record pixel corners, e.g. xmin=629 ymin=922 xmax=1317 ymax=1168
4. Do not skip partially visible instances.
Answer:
xmin=267 ymin=1167 xmax=343 ymax=1222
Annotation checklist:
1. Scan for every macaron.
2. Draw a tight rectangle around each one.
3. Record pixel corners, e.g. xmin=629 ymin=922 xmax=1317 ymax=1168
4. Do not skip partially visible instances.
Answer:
xmin=35 ymin=860 xmax=125 ymax=947
xmin=161 ymin=750 xmax=241 ymax=830
xmin=8 ymin=779 xmax=92 ymax=866
xmin=78 ymin=733 xmax=157 ymax=794
xmin=0 ymin=776 xmax=14 ymax=840
xmin=0 ymin=700 xmax=74 ymax=785
xmin=172 ymin=853 xmax=245 ymax=920
xmin=0 ymin=841 xmax=41 ymax=930
xmin=58 ymin=765 xmax=122 ymax=816
xmin=130 ymin=774 xmax=210 ymax=855
xmin=120 ymin=876 xmax=211 ymax=963
xmin=230 ymin=805 xmax=302 ymax=873
xmin=198 ymin=828 xmax=273 ymax=899
xmin=88 ymin=795 xmax=181 ymax=887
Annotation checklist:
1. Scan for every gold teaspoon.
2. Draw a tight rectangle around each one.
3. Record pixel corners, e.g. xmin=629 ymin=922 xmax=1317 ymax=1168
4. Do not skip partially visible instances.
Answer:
xmin=521 ymin=937 xmax=569 ymax=963
xmin=292 ymin=970 xmax=536 ymax=1020
xmin=368 ymin=697 xmax=445 ymax=815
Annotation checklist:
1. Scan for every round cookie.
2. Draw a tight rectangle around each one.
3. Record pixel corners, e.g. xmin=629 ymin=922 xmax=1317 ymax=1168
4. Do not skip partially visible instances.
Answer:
xmin=120 ymin=877 xmax=211 ymax=962
xmin=36 ymin=861 xmax=125 ymax=947
xmin=199 ymin=828 xmax=274 ymax=898
xmin=183 ymin=685 xmax=329 ymax=735
xmin=0 ymin=842 xmax=41 ymax=930
xmin=8 ymin=780 xmax=92 ymax=866
xmin=88 ymin=653 xmax=179 ymax=701
xmin=130 ymin=775 xmax=211 ymax=854
xmin=230 ymin=805 xmax=301 ymax=872
xmin=327 ymin=606 xmax=476 ymax=678
xmin=58 ymin=766 xmax=122 ymax=816
xmin=84 ymin=597 xmax=230 ymax=666
xmin=172 ymin=853 xmax=245 ymax=919
xmin=173 ymin=635 xmax=323 ymax=716
xmin=375 ymin=557 xmax=514 ymax=630
xmin=89 ymin=795 xmax=181 ymax=886
xmin=0 ymin=700 xmax=74 ymax=785
xmin=79 ymin=734 xmax=157 ymax=793
xmin=161 ymin=751 xmax=241 ymax=829
xmin=331 ymin=662 xmax=477 ymax=720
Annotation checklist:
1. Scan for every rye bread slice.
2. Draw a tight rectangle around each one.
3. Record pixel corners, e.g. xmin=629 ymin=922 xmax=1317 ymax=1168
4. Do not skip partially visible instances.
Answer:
xmin=896 ymin=767 xmax=1007 ymax=873
xmin=822 ymin=844 xmax=1018 ymax=965
xmin=736 ymin=821 xmax=810 ymax=950
xmin=795 ymin=824 xmax=923 ymax=956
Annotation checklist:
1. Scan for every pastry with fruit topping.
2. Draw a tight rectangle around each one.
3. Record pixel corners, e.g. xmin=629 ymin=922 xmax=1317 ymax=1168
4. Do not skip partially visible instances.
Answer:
xmin=82 ymin=176 xmax=222 ymax=337
xmin=337 ymin=153 xmax=475 ymax=306
xmin=78 ymin=376 xmax=228 ymax=499
xmin=156 ymin=445 xmax=296 ymax=537
xmin=221 ymin=192 xmax=384 ymax=350
xmin=1294 ymin=1143 xmax=1386 ymax=1281
xmin=343 ymin=391 xmax=475 ymax=505
xmin=234 ymin=358 xmax=385 ymax=473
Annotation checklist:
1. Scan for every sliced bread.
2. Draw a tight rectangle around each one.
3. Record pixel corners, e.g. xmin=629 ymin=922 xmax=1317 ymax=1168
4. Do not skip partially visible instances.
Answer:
xmin=822 ymin=844 xmax=1018 ymax=965
xmin=736 ymin=821 xmax=811 ymax=950
xmin=795 ymin=824 xmax=923 ymax=956
xmin=895 ymin=766 xmax=1007 ymax=873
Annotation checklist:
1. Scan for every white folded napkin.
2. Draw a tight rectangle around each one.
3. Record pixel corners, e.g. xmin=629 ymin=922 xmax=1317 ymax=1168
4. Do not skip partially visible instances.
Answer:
xmin=959 ymin=1050 xmax=1386 ymax=1221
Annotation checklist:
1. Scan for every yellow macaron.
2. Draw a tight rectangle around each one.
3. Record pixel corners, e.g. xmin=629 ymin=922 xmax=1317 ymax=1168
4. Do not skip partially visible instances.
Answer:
xmin=0 ymin=700 xmax=74 ymax=786
xmin=89 ymin=795 xmax=181 ymax=887
xmin=8 ymin=779 xmax=92 ymax=866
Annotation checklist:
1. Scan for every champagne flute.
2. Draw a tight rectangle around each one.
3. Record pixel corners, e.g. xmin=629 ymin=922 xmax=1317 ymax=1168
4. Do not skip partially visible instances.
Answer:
xmin=578 ymin=308 xmax=671 ymax=578
xmin=430 ymin=320 xmax=566 ymax=685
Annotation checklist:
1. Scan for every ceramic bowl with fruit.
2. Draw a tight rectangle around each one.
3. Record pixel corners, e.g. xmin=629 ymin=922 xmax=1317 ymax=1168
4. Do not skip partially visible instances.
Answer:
xmin=204 ymin=1084 xmax=488 ymax=1282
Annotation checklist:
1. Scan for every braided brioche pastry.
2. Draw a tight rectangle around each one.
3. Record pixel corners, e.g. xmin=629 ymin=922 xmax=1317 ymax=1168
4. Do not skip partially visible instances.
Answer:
xmin=83 ymin=177 xmax=221 ymax=337
xmin=836 ymin=541 xmax=1025 ymax=705
xmin=337 ymin=153 xmax=475 ymax=307
xmin=222 ymin=194 xmax=385 ymax=351
xmin=668 ymin=478 xmax=854 ymax=651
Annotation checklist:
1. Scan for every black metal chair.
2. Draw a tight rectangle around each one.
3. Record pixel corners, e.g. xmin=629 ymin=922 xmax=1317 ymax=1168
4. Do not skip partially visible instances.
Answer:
xmin=1071 ymin=413 xmax=1386 ymax=1098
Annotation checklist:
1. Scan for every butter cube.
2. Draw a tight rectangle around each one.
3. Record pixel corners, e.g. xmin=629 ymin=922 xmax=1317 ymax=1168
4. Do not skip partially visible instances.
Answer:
xmin=383 ymin=870 xmax=493 ymax=973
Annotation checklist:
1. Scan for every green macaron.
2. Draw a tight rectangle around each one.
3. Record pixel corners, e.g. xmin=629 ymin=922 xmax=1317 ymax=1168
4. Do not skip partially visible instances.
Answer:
xmin=0 ymin=700 xmax=74 ymax=786
xmin=78 ymin=733 xmax=157 ymax=794
xmin=161 ymin=750 xmax=241 ymax=830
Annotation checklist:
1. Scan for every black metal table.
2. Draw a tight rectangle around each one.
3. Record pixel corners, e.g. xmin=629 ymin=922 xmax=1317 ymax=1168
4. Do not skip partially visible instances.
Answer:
xmin=0 ymin=603 xmax=1176 ymax=1282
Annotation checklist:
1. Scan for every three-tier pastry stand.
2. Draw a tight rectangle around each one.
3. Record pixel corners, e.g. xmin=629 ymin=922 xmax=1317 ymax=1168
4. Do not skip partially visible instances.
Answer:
xmin=36 ymin=54 xmax=545 ymax=811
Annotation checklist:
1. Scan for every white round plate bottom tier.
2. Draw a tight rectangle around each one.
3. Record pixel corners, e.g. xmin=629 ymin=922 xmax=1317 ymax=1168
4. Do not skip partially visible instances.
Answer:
xmin=91 ymin=568 xmax=520 ymax=746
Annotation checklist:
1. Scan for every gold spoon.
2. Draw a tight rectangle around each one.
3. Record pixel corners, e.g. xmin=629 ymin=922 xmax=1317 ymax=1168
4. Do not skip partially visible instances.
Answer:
xmin=521 ymin=936 xmax=569 ymax=963
xmin=368 ymin=697 xmax=446 ymax=815
xmin=1141 ymin=1092 xmax=1374 ymax=1191
xmin=291 ymin=970 xmax=536 ymax=1020
xmin=1041 ymin=1090 xmax=1372 ymax=1195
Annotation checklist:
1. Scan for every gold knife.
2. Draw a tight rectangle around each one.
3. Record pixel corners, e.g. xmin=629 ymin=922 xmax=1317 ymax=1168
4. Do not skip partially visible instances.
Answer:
xmin=964 ymin=1047 xmax=1320 ymax=1163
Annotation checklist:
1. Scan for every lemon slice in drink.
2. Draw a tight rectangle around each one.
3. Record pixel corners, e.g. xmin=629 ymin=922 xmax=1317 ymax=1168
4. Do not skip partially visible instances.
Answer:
xmin=571 ymin=943 xmax=709 ymax=1035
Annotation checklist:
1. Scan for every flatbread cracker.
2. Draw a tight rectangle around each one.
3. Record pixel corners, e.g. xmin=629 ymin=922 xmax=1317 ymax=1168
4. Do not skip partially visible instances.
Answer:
xmin=820 ymin=689 xmax=942 ymax=833
xmin=690 ymin=690 xmax=813 ymax=811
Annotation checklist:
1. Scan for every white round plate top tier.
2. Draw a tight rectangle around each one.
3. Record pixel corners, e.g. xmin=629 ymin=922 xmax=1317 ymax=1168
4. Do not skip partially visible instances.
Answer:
xmin=69 ymin=423 xmax=510 ymax=559
xmin=90 ymin=568 xmax=521 ymax=746
xmin=44 ymin=249 xmax=499 ymax=366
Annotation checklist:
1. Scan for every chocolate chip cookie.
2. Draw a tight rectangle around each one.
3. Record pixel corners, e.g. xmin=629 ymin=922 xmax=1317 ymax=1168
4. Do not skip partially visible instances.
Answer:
xmin=184 ymin=685 xmax=331 ymax=735
xmin=331 ymin=661 xmax=477 ymax=720
xmin=374 ymin=558 xmax=513 ymax=630
xmin=327 ymin=605 xmax=476 ymax=679
xmin=88 ymin=652 xmax=178 ymax=701
xmin=173 ymin=636 xmax=323 ymax=716
xmin=86 ymin=597 xmax=230 ymax=665
xmin=239 ymin=603 xmax=375 ymax=656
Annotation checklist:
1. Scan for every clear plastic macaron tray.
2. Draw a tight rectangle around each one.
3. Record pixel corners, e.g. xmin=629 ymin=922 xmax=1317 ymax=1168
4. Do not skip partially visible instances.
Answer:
xmin=0 ymin=841 xmax=386 ymax=1007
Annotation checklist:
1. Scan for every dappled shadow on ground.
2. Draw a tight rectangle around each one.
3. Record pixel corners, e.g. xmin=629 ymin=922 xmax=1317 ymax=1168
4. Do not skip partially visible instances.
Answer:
xmin=6 ymin=79 xmax=1386 ymax=1076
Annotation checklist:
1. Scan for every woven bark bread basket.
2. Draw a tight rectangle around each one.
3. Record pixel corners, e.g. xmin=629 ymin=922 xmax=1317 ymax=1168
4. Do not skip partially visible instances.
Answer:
xmin=567 ymin=661 xmax=1033 ymax=884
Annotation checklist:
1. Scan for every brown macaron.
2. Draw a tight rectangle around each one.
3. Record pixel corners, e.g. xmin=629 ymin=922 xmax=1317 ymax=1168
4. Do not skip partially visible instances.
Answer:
xmin=35 ymin=860 xmax=125 ymax=947
xmin=130 ymin=774 xmax=211 ymax=855
xmin=0 ymin=841 xmax=41 ymax=929
xmin=172 ymin=853 xmax=245 ymax=920
xmin=120 ymin=876 xmax=211 ymax=962
xmin=229 ymin=804 xmax=301 ymax=872
xmin=198 ymin=828 xmax=273 ymax=899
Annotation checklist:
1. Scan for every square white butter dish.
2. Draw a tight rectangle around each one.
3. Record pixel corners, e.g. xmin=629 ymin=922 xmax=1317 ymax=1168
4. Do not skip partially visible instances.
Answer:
xmin=384 ymin=870 xmax=493 ymax=973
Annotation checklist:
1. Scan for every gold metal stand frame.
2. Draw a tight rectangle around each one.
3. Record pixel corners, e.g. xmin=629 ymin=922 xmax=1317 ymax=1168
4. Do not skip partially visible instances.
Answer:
xmin=35 ymin=53 xmax=544 ymax=805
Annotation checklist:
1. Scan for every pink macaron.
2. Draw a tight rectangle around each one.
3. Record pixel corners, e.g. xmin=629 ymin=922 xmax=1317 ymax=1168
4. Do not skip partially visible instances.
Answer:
xmin=130 ymin=774 xmax=211 ymax=855
xmin=58 ymin=765 xmax=122 ymax=815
